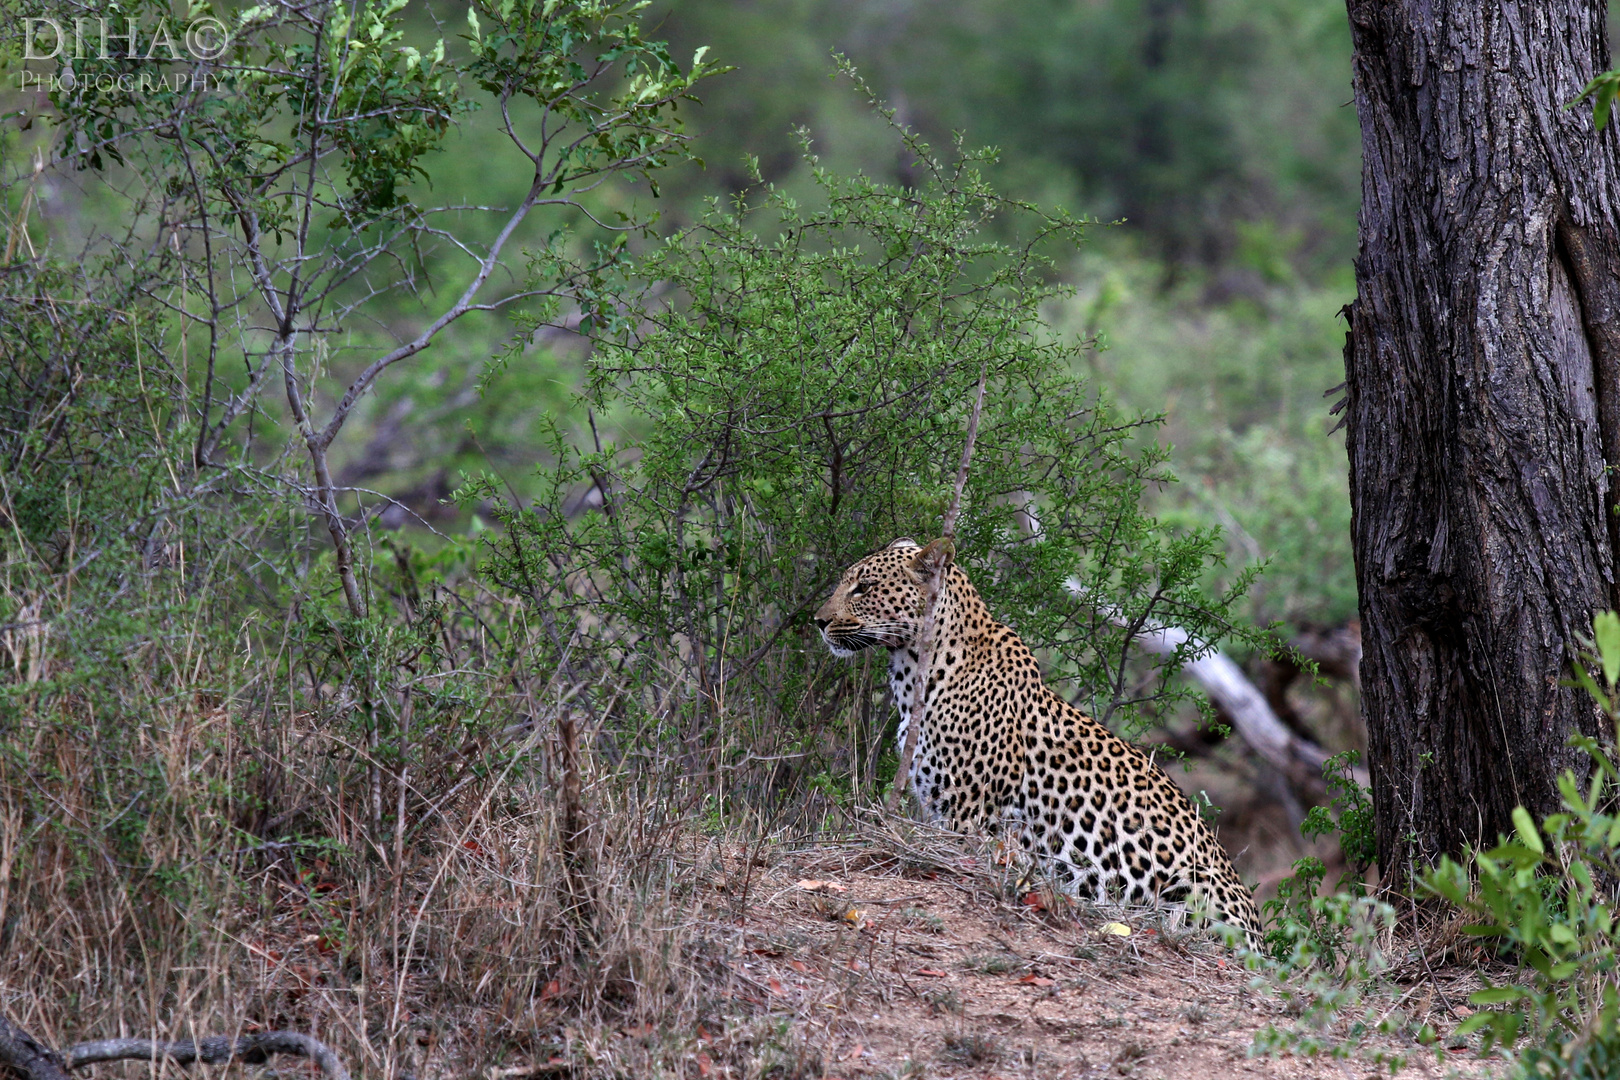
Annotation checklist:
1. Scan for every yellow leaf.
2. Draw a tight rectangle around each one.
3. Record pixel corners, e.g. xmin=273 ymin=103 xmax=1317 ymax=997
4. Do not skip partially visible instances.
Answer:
xmin=1099 ymin=922 xmax=1131 ymax=937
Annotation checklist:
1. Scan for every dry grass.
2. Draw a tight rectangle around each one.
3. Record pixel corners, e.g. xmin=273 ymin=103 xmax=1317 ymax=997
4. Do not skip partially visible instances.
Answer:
xmin=0 ymin=537 xmax=822 ymax=1079
xmin=1 ymin=684 xmax=1505 ymax=1080
xmin=2 ymin=708 xmax=813 ymax=1078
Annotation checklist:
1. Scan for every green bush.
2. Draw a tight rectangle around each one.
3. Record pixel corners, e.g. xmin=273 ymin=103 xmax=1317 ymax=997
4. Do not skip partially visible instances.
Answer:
xmin=467 ymin=114 xmax=1263 ymax=805
xmin=1262 ymin=750 xmax=1375 ymax=965
xmin=1422 ymin=612 xmax=1620 ymax=1077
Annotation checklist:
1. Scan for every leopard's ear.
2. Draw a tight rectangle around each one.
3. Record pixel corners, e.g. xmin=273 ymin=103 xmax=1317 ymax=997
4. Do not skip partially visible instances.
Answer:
xmin=886 ymin=537 xmax=919 ymax=550
xmin=907 ymin=537 xmax=955 ymax=581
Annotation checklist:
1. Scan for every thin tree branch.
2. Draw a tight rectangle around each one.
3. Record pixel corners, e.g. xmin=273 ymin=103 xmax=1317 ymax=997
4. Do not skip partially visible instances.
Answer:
xmin=67 ymin=1034 xmax=350 ymax=1080
xmin=314 ymin=168 xmax=549 ymax=451
xmin=889 ymin=363 xmax=988 ymax=813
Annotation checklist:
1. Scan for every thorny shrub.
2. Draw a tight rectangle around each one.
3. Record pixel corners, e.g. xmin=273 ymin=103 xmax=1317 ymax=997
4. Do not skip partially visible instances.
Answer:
xmin=466 ymin=90 xmax=1264 ymax=814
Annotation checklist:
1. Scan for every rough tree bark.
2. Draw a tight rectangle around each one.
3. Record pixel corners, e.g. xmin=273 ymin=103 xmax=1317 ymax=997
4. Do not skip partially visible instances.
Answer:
xmin=1343 ymin=0 xmax=1620 ymax=882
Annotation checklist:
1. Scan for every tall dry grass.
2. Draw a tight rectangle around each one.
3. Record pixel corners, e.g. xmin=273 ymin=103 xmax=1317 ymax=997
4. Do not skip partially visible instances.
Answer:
xmin=0 ymin=522 xmax=857 ymax=1080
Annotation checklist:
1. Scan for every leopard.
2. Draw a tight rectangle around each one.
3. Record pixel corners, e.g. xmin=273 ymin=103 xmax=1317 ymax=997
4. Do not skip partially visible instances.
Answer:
xmin=814 ymin=537 xmax=1262 ymax=947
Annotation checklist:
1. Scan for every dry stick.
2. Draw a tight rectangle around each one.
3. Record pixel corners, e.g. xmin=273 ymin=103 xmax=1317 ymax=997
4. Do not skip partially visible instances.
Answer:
xmin=557 ymin=709 xmax=594 ymax=931
xmin=887 ymin=365 xmax=989 ymax=814
xmin=0 ymin=1014 xmax=350 ymax=1080
xmin=67 ymin=1034 xmax=350 ymax=1080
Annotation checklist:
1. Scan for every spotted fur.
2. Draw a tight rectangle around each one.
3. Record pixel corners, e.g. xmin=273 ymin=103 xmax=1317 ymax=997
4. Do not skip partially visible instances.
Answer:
xmin=814 ymin=537 xmax=1262 ymax=946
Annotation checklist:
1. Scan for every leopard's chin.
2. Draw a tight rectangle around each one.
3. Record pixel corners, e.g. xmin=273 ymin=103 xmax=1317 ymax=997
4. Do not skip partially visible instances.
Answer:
xmin=821 ymin=630 xmax=875 ymax=657
xmin=822 ymin=637 xmax=858 ymax=658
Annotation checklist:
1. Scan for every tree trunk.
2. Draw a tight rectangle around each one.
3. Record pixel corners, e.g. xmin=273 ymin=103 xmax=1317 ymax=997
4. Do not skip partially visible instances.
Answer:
xmin=1343 ymin=0 xmax=1620 ymax=884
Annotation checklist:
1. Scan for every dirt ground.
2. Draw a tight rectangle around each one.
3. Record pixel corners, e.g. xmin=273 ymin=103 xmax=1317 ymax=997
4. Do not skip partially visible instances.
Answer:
xmin=685 ymin=829 xmax=1499 ymax=1080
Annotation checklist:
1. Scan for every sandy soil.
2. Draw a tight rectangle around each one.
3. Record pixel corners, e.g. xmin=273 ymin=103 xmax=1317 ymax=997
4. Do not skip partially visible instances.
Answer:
xmin=707 ymin=838 xmax=1497 ymax=1080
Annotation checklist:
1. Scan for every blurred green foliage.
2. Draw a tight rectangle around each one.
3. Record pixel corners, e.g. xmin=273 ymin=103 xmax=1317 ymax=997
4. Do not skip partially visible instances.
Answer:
xmin=1060 ymin=258 xmax=1356 ymax=632
xmin=648 ymin=0 xmax=1360 ymax=273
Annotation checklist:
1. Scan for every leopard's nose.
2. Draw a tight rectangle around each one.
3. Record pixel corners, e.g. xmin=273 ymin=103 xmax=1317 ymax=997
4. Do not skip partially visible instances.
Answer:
xmin=813 ymin=616 xmax=831 ymax=632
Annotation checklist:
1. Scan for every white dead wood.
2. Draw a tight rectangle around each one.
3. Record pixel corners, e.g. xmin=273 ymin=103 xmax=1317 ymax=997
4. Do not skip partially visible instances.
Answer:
xmin=67 ymin=1034 xmax=349 ymax=1080
xmin=1066 ymin=579 xmax=1365 ymax=791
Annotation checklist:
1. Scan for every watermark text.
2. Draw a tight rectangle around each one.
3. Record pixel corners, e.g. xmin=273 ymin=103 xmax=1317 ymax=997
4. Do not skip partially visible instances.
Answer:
xmin=22 ymin=16 xmax=229 ymax=62
xmin=17 ymin=68 xmax=226 ymax=94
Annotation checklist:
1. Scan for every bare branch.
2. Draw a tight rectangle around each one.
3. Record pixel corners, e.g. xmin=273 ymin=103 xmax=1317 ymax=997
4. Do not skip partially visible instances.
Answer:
xmin=940 ymin=363 xmax=988 ymax=539
xmin=314 ymin=167 xmax=549 ymax=450
xmin=66 ymin=1033 xmax=350 ymax=1080
xmin=0 ymin=1015 xmax=350 ymax=1080
xmin=889 ymin=363 xmax=988 ymax=813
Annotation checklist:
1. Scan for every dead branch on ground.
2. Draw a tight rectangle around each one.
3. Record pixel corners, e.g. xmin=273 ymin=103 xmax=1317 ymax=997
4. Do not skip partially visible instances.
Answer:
xmin=0 ymin=1015 xmax=68 ymax=1080
xmin=0 ymin=1014 xmax=349 ymax=1080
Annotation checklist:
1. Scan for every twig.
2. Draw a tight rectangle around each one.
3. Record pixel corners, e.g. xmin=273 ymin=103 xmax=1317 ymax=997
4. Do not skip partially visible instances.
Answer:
xmin=66 ymin=1034 xmax=350 ymax=1080
xmin=888 ymin=365 xmax=989 ymax=813
xmin=939 ymin=364 xmax=988 ymax=541
xmin=557 ymin=709 xmax=595 ymax=931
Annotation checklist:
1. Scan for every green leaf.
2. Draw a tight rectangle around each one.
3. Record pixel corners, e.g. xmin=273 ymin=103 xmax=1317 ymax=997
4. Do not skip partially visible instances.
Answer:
xmin=1470 ymin=986 xmax=1528 ymax=1005
xmin=1513 ymin=805 xmax=1544 ymax=855
xmin=1570 ymin=658 xmax=1605 ymax=705
xmin=1596 ymin=610 xmax=1620 ymax=684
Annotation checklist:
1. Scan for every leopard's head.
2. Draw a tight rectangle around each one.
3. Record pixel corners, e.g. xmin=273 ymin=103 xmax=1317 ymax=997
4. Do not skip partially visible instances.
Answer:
xmin=813 ymin=537 xmax=951 ymax=657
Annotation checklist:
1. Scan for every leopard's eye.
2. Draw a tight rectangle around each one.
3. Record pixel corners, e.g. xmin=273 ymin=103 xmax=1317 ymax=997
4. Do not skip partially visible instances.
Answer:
xmin=849 ymin=580 xmax=871 ymax=597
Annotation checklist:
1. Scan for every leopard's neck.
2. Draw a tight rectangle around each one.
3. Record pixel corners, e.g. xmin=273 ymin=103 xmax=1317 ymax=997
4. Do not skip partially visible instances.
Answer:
xmin=887 ymin=568 xmax=989 ymax=692
xmin=886 ymin=569 xmax=994 ymax=818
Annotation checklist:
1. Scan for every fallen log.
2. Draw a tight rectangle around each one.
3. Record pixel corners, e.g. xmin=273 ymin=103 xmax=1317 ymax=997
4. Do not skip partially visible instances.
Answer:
xmin=0 ymin=1016 xmax=69 ymax=1080
xmin=0 ymin=1013 xmax=348 ymax=1080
